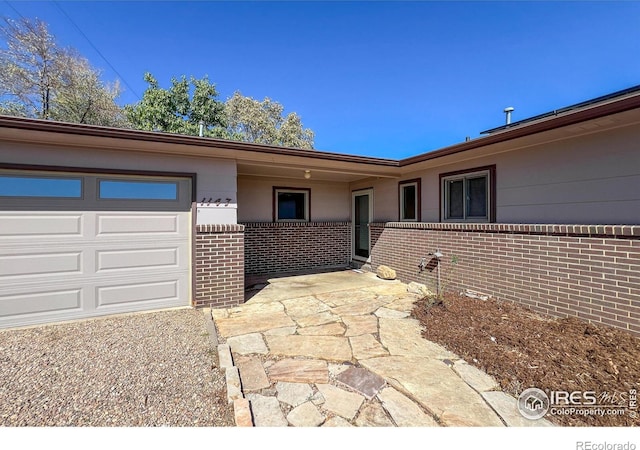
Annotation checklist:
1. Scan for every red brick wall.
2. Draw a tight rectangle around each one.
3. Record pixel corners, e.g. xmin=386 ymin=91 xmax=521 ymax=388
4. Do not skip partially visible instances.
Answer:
xmin=194 ymin=224 xmax=245 ymax=308
xmin=243 ymin=222 xmax=350 ymax=276
xmin=370 ymin=222 xmax=640 ymax=335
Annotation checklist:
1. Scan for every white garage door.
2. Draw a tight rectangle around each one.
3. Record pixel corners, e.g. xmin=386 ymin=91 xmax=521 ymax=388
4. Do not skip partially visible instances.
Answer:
xmin=0 ymin=169 xmax=193 ymax=329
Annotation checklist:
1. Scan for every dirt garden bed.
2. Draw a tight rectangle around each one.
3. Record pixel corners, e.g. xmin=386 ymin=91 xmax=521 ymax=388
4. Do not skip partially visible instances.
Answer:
xmin=412 ymin=294 xmax=640 ymax=427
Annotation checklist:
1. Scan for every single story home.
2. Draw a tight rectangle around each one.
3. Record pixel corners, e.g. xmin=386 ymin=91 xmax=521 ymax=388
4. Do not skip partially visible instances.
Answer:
xmin=1 ymin=85 xmax=639 ymax=334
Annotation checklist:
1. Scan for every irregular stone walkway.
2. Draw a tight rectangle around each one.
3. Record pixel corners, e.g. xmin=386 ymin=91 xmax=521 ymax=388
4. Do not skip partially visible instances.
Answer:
xmin=212 ymin=270 xmax=553 ymax=427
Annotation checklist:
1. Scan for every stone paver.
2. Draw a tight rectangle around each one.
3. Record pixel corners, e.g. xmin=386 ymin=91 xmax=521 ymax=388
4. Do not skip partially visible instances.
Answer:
xmin=233 ymin=398 xmax=253 ymax=427
xmin=227 ymin=333 xmax=268 ymax=355
xmin=215 ymin=271 xmax=540 ymax=428
xmin=361 ymin=356 xmax=504 ymax=427
xmin=374 ymin=307 xmax=410 ymax=319
xmin=276 ymin=382 xmax=314 ymax=407
xmin=481 ymin=391 xmax=555 ymax=427
xmin=225 ymin=366 xmax=243 ymax=404
xmin=355 ymin=403 xmax=394 ymax=427
xmin=282 ymin=296 xmax=330 ymax=320
xmin=377 ymin=386 xmax=439 ymax=427
xmin=217 ymin=343 xmax=233 ymax=369
xmin=454 ymin=360 xmax=499 ymax=392
xmin=266 ymin=335 xmax=352 ymax=362
xmin=250 ymin=394 xmax=288 ymax=427
xmin=335 ymin=366 xmax=386 ymax=400
xmin=294 ymin=311 xmax=341 ymax=328
xmin=342 ymin=315 xmax=378 ymax=337
xmin=379 ymin=317 xmax=456 ymax=359
xmin=331 ymin=299 xmax=387 ymax=316
xmin=322 ymin=416 xmax=353 ymax=427
xmin=287 ymin=401 xmax=325 ymax=427
xmin=236 ymin=356 xmax=270 ymax=391
xmin=216 ymin=311 xmax=295 ymax=337
xmin=267 ymin=359 xmax=329 ymax=383
xmin=316 ymin=384 xmax=364 ymax=420
xmin=297 ymin=322 xmax=346 ymax=336
xmin=349 ymin=334 xmax=389 ymax=360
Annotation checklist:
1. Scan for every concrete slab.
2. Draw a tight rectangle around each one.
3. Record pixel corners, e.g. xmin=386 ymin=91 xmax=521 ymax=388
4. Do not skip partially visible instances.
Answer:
xmin=227 ymin=333 xmax=268 ymax=355
xmin=266 ymin=335 xmax=352 ymax=362
xmin=335 ymin=366 xmax=386 ymax=400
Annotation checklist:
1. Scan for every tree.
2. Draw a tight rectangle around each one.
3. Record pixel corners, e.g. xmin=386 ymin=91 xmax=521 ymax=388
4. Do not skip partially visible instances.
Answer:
xmin=224 ymin=91 xmax=314 ymax=149
xmin=0 ymin=17 xmax=125 ymax=125
xmin=124 ymin=73 xmax=226 ymax=136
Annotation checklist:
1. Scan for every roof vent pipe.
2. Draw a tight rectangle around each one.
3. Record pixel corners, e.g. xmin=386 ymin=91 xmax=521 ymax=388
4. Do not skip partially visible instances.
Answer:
xmin=504 ymin=107 xmax=514 ymax=125
xmin=198 ymin=120 xmax=204 ymax=137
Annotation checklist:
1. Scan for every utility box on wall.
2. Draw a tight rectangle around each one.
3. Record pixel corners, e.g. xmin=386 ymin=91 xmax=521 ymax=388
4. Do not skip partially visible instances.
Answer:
xmin=196 ymin=198 xmax=237 ymax=225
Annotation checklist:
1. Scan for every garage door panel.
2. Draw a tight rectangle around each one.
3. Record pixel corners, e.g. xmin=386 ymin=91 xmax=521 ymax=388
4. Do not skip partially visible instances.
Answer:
xmin=96 ymin=279 xmax=181 ymax=308
xmin=0 ymin=251 xmax=82 ymax=279
xmin=96 ymin=214 xmax=183 ymax=236
xmin=96 ymin=247 xmax=180 ymax=272
xmin=0 ymin=214 xmax=83 ymax=237
xmin=0 ymin=288 xmax=83 ymax=318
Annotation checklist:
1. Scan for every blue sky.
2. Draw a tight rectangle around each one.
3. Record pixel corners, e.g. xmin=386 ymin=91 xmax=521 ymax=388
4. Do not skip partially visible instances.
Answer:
xmin=1 ymin=1 xmax=639 ymax=158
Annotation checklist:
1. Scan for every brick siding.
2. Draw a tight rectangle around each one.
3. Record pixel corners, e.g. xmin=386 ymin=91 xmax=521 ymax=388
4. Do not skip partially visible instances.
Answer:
xmin=242 ymin=222 xmax=350 ymax=276
xmin=194 ymin=224 xmax=245 ymax=308
xmin=370 ymin=222 xmax=640 ymax=335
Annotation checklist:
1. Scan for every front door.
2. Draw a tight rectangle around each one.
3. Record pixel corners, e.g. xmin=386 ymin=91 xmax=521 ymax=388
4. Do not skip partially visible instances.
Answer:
xmin=352 ymin=189 xmax=373 ymax=261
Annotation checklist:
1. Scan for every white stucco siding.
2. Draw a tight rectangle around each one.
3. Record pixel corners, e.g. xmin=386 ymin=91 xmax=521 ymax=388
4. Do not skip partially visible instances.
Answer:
xmin=0 ymin=141 xmax=238 ymax=224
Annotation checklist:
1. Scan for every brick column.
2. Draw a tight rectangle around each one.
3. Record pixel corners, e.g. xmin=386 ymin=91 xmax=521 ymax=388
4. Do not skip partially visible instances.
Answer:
xmin=194 ymin=224 xmax=245 ymax=308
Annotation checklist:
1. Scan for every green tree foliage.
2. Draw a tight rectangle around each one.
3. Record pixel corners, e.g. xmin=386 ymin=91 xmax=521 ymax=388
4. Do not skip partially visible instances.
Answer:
xmin=225 ymin=91 xmax=314 ymax=149
xmin=0 ymin=17 xmax=125 ymax=125
xmin=124 ymin=73 xmax=226 ymax=136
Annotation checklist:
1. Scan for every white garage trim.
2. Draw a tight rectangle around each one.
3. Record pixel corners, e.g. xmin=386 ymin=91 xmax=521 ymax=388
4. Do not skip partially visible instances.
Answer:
xmin=0 ymin=166 xmax=194 ymax=329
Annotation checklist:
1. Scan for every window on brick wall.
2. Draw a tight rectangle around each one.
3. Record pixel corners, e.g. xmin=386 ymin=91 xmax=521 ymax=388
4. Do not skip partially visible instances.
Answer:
xmin=399 ymin=179 xmax=421 ymax=222
xmin=273 ymin=187 xmax=310 ymax=222
xmin=440 ymin=166 xmax=495 ymax=222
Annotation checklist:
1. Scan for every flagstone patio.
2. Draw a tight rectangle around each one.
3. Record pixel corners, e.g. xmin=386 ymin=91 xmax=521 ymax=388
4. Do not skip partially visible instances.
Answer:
xmin=211 ymin=270 xmax=553 ymax=427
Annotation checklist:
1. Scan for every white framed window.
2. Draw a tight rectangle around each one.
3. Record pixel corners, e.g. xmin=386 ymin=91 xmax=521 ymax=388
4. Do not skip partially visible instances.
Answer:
xmin=440 ymin=166 xmax=495 ymax=222
xmin=273 ymin=187 xmax=310 ymax=222
xmin=399 ymin=179 xmax=421 ymax=222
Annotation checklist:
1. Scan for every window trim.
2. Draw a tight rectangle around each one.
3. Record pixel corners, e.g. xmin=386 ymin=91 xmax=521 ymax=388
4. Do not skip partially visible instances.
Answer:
xmin=398 ymin=178 xmax=421 ymax=222
xmin=273 ymin=186 xmax=311 ymax=222
xmin=439 ymin=165 xmax=496 ymax=223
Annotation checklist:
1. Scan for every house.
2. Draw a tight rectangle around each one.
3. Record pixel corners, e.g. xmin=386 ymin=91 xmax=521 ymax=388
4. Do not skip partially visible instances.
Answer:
xmin=1 ymin=85 xmax=639 ymax=334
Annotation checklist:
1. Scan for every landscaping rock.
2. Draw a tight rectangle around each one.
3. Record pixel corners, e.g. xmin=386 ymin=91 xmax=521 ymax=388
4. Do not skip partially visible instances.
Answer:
xmin=349 ymin=334 xmax=389 ymax=360
xmin=225 ymin=366 xmax=243 ymax=404
xmin=355 ymin=403 xmax=394 ymax=427
xmin=374 ymin=307 xmax=410 ymax=319
xmin=233 ymin=398 xmax=253 ymax=427
xmin=377 ymin=386 xmax=438 ymax=427
xmin=297 ymin=322 xmax=346 ymax=336
xmin=322 ymin=416 xmax=353 ymax=427
xmin=236 ymin=356 xmax=270 ymax=391
xmin=227 ymin=333 xmax=268 ymax=355
xmin=267 ymin=359 xmax=329 ymax=384
xmin=266 ymin=335 xmax=352 ymax=362
xmin=407 ymin=281 xmax=433 ymax=297
xmin=335 ymin=366 xmax=386 ymax=400
xmin=217 ymin=344 xmax=233 ymax=369
xmin=453 ymin=360 xmax=498 ymax=392
xmin=342 ymin=315 xmax=378 ymax=337
xmin=250 ymin=395 xmax=288 ymax=427
xmin=376 ymin=265 xmax=397 ymax=280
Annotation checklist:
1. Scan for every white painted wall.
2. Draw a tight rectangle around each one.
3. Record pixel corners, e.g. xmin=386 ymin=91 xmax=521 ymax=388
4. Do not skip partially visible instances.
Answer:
xmin=0 ymin=141 xmax=238 ymax=224
xmin=237 ymin=175 xmax=350 ymax=222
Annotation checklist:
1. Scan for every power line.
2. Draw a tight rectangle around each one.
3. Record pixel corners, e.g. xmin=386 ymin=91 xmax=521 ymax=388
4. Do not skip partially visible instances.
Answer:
xmin=51 ymin=1 xmax=141 ymax=101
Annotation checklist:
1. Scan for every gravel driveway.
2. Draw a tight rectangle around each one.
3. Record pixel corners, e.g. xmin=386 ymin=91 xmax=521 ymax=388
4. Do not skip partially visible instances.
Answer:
xmin=0 ymin=309 xmax=234 ymax=426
